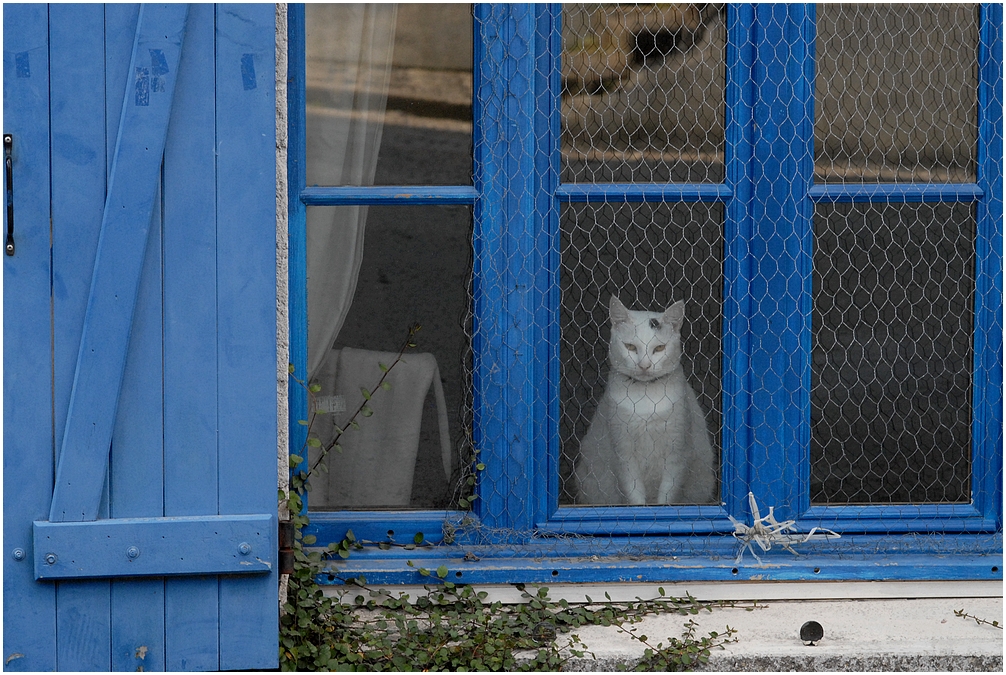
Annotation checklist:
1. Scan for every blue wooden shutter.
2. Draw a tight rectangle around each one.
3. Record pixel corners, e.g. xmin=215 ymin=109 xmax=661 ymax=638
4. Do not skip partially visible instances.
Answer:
xmin=3 ymin=4 xmax=278 ymax=670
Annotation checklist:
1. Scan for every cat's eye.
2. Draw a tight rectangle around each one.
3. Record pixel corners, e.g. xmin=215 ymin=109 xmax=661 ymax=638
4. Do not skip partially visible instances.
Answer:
xmin=652 ymin=345 xmax=666 ymax=353
xmin=624 ymin=343 xmax=637 ymax=352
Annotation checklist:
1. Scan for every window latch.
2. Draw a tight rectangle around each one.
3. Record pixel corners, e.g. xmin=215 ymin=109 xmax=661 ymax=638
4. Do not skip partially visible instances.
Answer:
xmin=4 ymin=134 xmax=13 ymax=257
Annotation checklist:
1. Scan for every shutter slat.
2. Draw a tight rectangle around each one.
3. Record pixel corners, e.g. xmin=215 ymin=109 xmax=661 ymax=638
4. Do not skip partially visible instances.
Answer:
xmin=48 ymin=4 xmax=114 ymax=670
xmin=215 ymin=4 xmax=280 ymax=669
xmin=2 ymin=3 xmax=57 ymax=670
xmin=162 ymin=4 xmax=221 ymax=668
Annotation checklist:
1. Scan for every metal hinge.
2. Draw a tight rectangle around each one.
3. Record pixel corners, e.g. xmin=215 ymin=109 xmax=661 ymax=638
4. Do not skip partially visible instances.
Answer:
xmin=279 ymin=520 xmax=294 ymax=575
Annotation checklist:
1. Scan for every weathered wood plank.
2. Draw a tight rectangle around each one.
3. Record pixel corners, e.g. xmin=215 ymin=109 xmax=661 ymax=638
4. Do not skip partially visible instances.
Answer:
xmin=100 ymin=5 xmax=168 ymax=672
xmin=215 ymin=4 xmax=279 ymax=669
xmin=161 ymin=3 xmax=220 ymax=670
xmin=34 ymin=515 xmax=274 ymax=579
xmin=2 ymin=3 xmax=56 ymax=670
xmin=48 ymin=5 xmax=114 ymax=670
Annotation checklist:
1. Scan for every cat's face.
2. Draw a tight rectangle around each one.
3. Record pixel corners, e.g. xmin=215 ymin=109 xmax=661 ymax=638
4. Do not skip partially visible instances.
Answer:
xmin=608 ymin=297 xmax=685 ymax=382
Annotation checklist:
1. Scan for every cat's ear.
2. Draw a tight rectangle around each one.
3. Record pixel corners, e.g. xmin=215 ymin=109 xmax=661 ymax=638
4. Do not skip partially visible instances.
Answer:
xmin=662 ymin=300 xmax=685 ymax=331
xmin=609 ymin=296 xmax=630 ymax=324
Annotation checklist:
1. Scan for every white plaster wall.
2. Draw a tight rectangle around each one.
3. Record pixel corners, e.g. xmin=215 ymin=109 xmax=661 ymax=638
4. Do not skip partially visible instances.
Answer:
xmin=275 ymin=3 xmax=289 ymax=518
xmin=275 ymin=2 xmax=290 ymax=607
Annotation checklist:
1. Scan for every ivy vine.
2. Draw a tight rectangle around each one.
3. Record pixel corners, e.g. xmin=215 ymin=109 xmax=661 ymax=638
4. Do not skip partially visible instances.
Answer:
xmin=279 ymin=325 xmax=747 ymax=671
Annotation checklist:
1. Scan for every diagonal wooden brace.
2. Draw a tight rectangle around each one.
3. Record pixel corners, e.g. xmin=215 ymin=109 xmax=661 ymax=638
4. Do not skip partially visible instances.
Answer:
xmin=49 ymin=4 xmax=190 ymax=523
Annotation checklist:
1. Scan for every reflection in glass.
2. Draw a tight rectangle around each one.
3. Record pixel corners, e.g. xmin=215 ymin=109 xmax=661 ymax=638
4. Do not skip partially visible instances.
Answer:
xmin=304 ymin=3 xmax=473 ymax=187
xmin=307 ymin=207 xmax=472 ymax=511
xmin=561 ymin=4 xmax=726 ymax=183
xmin=560 ymin=202 xmax=723 ymax=505
xmin=815 ymin=4 xmax=978 ymax=182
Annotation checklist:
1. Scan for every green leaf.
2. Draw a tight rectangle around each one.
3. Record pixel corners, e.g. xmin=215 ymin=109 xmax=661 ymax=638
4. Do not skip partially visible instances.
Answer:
xmin=349 ymin=420 xmax=361 ymax=430
xmin=297 ymin=419 xmax=308 ymax=426
xmin=288 ymin=363 xmax=296 ymax=374
xmin=306 ymin=437 xmax=321 ymax=447
xmin=303 ymin=535 xmax=317 ymax=545
xmin=345 ymin=529 xmax=356 ymax=542
xmin=379 ymin=362 xmax=389 ymax=372
xmin=419 ymin=567 xmax=431 ymax=577
xmin=289 ymin=454 xmax=304 ymax=466
xmin=436 ymin=565 xmax=449 ymax=579
xmin=380 ymin=381 xmax=392 ymax=391
xmin=308 ymin=383 xmax=322 ymax=393
xmin=476 ymin=463 xmax=486 ymax=471
xmin=360 ymin=406 xmax=373 ymax=417
xmin=361 ymin=387 xmax=371 ymax=401
xmin=413 ymin=532 xmax=424 ymax=545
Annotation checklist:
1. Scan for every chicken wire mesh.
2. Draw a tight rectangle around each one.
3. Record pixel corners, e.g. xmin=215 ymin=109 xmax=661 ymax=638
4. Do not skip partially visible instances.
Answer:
xmin=561 ymin=3 xmax=726 ymax=182
xmin=554 ymin=3 xmax=990 ymax=553
xmin=304 ymin=3 xmax=999 ymax=563
xmin=814 ymin=3 xmax=979 ymax=183
xmin=558 ymin=201 xmax=724 ymax=507
xmin=811 ymin=202 xmax=975 ymax=505
xmin=811 ymin=3 xmax=982 ymax=507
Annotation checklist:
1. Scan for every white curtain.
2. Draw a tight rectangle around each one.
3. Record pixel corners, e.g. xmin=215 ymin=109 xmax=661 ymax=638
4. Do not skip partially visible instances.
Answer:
xmin=305 ymin=4 xmax=398 ymax=377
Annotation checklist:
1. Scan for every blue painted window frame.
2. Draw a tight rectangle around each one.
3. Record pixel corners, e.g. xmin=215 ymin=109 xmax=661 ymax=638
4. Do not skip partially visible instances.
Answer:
xmin=288 ymin=4 xmax=1003 ymax=583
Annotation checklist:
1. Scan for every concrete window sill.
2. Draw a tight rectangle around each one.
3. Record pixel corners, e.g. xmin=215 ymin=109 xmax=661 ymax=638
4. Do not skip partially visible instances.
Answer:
xmin=327 ymin=581 xmax=1003 ymax=671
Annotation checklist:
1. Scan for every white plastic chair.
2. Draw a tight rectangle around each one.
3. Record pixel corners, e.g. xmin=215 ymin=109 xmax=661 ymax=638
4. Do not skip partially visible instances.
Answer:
xmin=307 ymin=347 xmax=452 ymax=508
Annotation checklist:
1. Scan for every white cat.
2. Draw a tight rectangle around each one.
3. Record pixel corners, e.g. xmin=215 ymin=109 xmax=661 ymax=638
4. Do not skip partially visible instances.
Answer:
xmin=574 ymin=296 xmax=717 ymax=505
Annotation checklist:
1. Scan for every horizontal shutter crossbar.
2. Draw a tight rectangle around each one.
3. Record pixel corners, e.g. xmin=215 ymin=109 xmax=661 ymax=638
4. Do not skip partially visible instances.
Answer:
xmin=33 ymin=514 xmax=274 ymax=580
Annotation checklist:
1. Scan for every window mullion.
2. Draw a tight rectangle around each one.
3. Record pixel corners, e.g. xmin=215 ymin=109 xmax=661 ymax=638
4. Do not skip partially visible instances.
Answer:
xmin=472 ymin=3 xmax=544 ymax=539
xmin=743 ymin=3 xmax=816 ymax=522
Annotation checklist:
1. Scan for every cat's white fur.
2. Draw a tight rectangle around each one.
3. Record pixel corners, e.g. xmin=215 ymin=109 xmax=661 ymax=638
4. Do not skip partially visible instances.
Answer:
xmin=574 ymin=297 xmax=717 ymax=505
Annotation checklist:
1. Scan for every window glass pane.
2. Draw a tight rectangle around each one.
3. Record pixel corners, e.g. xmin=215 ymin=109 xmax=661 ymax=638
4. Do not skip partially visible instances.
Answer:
xmin=811 ymin=202 xmax=975 ymax=504
xmin=560 ymin=202 xmax=723 ymax=506
xmin=305 ymin=4 xmax=473 ymax=186
xmin=561 ymin=4 xmax=726 ymax=183
xmin=815 ymin=4 xmax=979 ymax=183
xmin=306 ymin=206 xmax=472 ymax=511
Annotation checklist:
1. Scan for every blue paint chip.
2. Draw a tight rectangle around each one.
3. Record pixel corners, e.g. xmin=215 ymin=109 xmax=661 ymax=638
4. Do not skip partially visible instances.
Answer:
xmin=135 ymin=67 xmax=150 ymax=106
xmin=149 ymin=49 xmax=169 ymax=93
xmin=241 ymin=53 xmax=257 ymax=90
xmin=149 ymin=49 xmax=169 ymax=76
xmin=15 ymin=52 xmax=30 ymax=78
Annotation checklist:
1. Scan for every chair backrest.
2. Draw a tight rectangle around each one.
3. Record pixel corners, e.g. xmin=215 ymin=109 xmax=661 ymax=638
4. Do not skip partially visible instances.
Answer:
xmin=308 ymin=348 xmax=452 ymax=508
